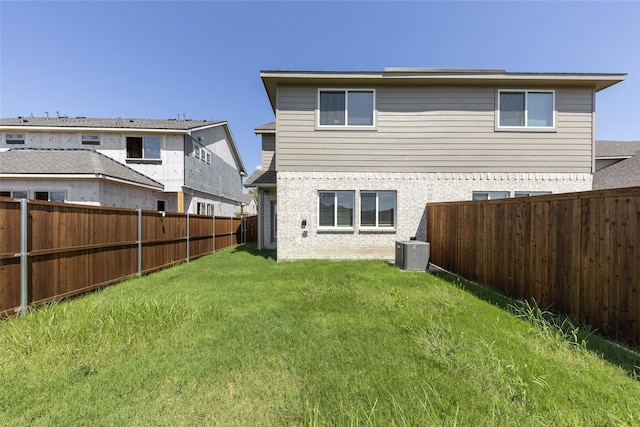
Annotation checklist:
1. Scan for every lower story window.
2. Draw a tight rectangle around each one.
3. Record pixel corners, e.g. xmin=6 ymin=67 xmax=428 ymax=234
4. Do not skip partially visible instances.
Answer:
xmin=361 ymin=191 xmax=396 ymax=228
xmin=472 ymin=191 xmax=509 ymax=200
xmin=319 ymin=191 xmax=354 ymax=228
xmin=34 ymin=191 xmax=65 ymax=202
xmin=514 ymin=191 xmax=551 ymax=198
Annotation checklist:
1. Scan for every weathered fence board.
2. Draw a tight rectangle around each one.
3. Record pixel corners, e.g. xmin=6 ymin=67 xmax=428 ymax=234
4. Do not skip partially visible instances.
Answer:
xmin=427 ymin=187 xmax=640 ymax=344
xmin=0 ymin=197 xmax=257 ymax=315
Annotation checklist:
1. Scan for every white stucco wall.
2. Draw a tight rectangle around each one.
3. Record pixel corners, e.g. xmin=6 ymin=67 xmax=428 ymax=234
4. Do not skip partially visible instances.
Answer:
xmin=0 ymin=179 xmax=165 ymax=210
xmin=276 ymin=171 xmax=592 ymax=261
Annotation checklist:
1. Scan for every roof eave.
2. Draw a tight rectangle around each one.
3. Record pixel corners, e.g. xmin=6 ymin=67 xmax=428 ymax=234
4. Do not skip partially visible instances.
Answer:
xmin=260 ymin=70 xmax=627 ymax=111
xmin=0 ymin=173 xmax=164 ymax=191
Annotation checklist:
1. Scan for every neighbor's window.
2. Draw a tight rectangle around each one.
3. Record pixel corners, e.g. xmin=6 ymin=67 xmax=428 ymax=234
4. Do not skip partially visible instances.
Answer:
xmin=318 ymin=191 xmax=354 ymax=227
xmin=472 ymin=191 xmax=509 ymax=201
xmin=499 ymin=90 xmax=554 ymax=128
xmin=81 ymin=135 xmax=100 ymax=145
xmin=361 ymin=191 xmax=396 ymax=228
xmin=126 ymin=136 xmax=161 ymax=159
xmin=318 ymin=89 xmax=375 ymax=127
xmin=514 ymin=191 xmax=551 ymax=198
xmin=11 ymin=190 xmax=28 ymax=199
xmin=34 ymin=191 xmax=65 ymax=202
xmin=5 ymin=133 xmax=25 ymax=144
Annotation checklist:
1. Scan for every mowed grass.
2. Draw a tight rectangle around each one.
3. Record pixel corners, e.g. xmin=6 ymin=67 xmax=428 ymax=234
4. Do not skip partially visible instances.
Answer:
xmin=1 ymin=244 xmax=639 ymax=426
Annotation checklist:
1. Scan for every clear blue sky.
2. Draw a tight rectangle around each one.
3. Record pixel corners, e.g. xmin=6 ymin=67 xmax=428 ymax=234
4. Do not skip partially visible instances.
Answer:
xmin=1 ymin=1 xmax=639 ymax=177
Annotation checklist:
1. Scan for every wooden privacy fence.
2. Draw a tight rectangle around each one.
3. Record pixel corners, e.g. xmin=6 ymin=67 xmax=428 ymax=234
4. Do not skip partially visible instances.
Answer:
xmin=0 ymin=197 xmax=257 ymax=315
xmin=427 ymin=187 xmax=640 ymax=344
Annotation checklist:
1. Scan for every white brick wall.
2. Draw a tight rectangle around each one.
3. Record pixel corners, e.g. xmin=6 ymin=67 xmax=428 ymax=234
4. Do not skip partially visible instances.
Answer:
xmin=276 ymin=171 xmax=591 ymax=261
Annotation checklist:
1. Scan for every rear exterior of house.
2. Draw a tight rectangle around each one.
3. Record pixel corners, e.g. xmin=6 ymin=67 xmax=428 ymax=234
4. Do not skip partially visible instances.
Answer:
xmin=248 ymin=69 xmax=626 ymax=261
xmin=0 ymin=117 xmax=247 ymax=215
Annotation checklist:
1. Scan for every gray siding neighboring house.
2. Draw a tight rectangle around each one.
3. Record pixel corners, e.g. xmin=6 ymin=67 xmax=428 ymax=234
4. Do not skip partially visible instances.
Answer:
xmin=593 ymin=140 xmax=640 ymax=189
xmin=246 ymin=68 xmax=626 ymax=261
xmin=0 ymin=117 xmax=247 ymax=215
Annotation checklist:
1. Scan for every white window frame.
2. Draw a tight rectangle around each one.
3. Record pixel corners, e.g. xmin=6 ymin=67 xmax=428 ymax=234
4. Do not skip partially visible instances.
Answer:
xmin=126 ymin=136 xmax=162 ymax=160
xmin=81 ymin=135 xmax=101 ymax=145
xmin=317 ymin=89 xmax=376 ymax=128
xmin=360 ymin=191 xmax=396 ymax=229
xmin=472 ymin=191 xmax=509 ymax=201
xmin=318 ymin=191 xmax=355 ymax=229
xmin=514 ymin=191 xmax=552 ymax=198
xmin=497 ymin=89 xmax=555 ymax=130
xmin=34 ymin=191 xmax=66 ymax=202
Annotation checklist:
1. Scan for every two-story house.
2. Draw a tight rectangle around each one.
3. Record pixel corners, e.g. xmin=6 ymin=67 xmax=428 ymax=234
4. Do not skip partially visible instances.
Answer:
xmin=0 ymin=117 xmax=247 ymax=216
xmin=246 ymin=68 xmax=626 ymax=261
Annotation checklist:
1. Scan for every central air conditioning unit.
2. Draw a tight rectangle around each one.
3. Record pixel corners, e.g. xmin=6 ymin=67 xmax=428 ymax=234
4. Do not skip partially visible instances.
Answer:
xmin=395 ymin=240 xmax=430 ymax=271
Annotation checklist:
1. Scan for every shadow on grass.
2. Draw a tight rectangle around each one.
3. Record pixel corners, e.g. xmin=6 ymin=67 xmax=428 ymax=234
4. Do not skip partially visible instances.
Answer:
xmin=230 ymin=242 xmax=277 ymax=261
xmin=431 ymin=268 xmax=640 ymax=381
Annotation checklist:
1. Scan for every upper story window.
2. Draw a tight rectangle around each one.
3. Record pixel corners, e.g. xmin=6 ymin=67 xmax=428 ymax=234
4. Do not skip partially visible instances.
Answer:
xmin=81 ymin=135 xmax=100 ymax=145
xmin=318 ymin=89 xmax=375 ymax=127
xmin=5 ymin=133 xmax=25 ymax=144
xmin=192 ymin=144 xmax=212 ymax=165
xmin=126 ymin=136 xmax=161 ymax=159
xmin=498 ymin=90 xmax=554 ymax=128
xmin=318 ymin=191 xmax=354 ymax=228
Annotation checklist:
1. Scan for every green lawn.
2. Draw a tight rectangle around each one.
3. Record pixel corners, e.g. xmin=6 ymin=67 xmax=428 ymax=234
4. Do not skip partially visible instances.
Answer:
xmin=1 ymin=243 xmax=639 ymax=426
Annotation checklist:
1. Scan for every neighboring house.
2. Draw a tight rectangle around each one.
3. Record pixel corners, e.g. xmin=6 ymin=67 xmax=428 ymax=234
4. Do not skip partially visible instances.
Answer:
xmin=244 ymin=122 xmax=277 ymax=248
xmin=593 ymin=140 xmax=640 ymax=190
xmin=246 ymin=68 xmax=626 ymax=261
xmin=236 ymin=193 xmax=258 ymax=216
xmin=0 ymin=117 xmax=247 ymax=215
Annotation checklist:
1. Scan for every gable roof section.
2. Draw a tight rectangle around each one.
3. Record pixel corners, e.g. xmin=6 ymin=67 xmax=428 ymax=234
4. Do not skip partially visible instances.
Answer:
xmin=593 ymin=141 xmax=640 ymax=190
xmin=0 ymin=149 xmax=164 ymax=190
xmin=242 ymin=193 xmax=256 ymax=205
xmin=260 ymin=69 xmax=626 ymax=112
xmin=244 ymin=170 xmax=276 ymax=188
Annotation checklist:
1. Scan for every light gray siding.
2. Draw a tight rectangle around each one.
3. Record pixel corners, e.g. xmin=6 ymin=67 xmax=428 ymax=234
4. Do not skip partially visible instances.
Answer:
xmin=261 ymin=134 xmax=276 ymax=170
xmin=276 ymin=86 xmax=594 ymax=173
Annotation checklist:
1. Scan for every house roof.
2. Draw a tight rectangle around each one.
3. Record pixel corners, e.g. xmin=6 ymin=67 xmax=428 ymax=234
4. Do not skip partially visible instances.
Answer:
xmin=254 ymin=122 xmax=276 ymax=134
xmin=595 ymin=140 xmax=640 ymax=158
xmin=243 ymin=169 xmax=276 ymax=188
xmin=260 ymin=69 xmax=627 ymax=112
xmin=0 ymin=148 xmax=164 ymax=190
xmin=593 ymin=141 xmax=640 ymax=190
xmin=0 ymin=116 xmax=224 ymax=131
xmin=0 ymin=116 xmax=247 ymax=176
xmin=242 ymin=193 xmax=256 ymax=205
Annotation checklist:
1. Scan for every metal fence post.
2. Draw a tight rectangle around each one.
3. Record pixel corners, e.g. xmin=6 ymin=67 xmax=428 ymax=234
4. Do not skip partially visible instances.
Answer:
xmin=212 ymin=216 xmax=216 ymax=253
xmin=137 ymin=209 xmax=142 ymax=277
xmin=19 ymin=199 xmax=29 ymax=316
xmin=186 ymin=213 xmax=190 ymax=262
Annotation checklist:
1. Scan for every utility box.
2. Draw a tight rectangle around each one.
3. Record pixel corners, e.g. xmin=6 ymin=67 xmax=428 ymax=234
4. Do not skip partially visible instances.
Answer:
xmin=395 ymin=241 xmax=430 ymax=271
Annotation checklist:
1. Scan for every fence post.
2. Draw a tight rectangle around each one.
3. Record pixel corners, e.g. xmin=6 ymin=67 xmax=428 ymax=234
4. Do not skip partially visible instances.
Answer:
xmin=212 ymin=216 xmax=216 ymax=253
xmin=19 ymin=199 xmax=29 ymax=316
xmin=186 ymin=213 xmax=190 ymax=262
xmin=137 ymin=209 xmax=142 ymax=277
